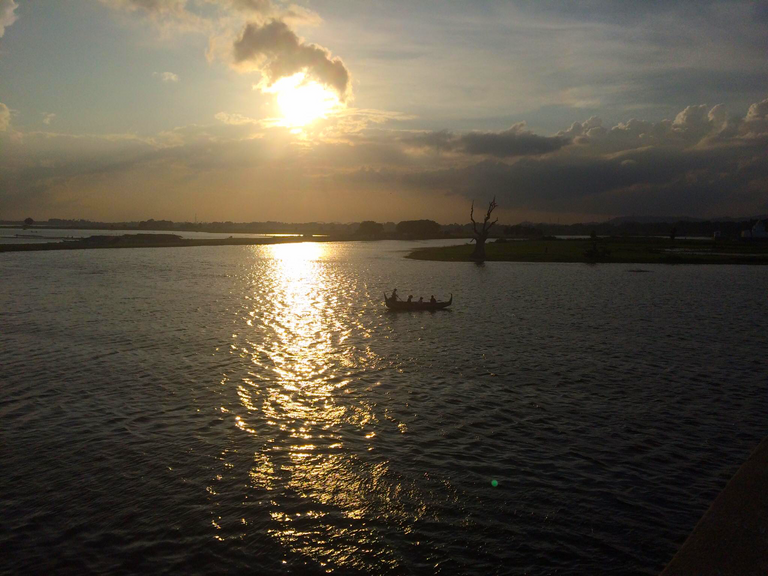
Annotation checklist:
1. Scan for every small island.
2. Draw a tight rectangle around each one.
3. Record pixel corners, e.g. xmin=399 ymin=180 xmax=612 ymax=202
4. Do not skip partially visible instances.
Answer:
xmin=407 ymin=237 xmax=768 ymax=265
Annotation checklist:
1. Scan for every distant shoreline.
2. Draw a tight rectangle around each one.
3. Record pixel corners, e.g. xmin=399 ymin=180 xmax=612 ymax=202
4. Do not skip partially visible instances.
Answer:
xmin=0 ymin=235 xmax=324 ymax=253
xmin=406 ymin=238 xmax=768 ymax=265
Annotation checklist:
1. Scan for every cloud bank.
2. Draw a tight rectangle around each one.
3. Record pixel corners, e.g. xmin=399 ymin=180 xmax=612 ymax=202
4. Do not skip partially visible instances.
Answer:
xmin=2 ymin=97 xmax=767 ymax=221
xmin=382 ymin=98 xmax=768 ymax=217
xmin=407 ymin=123 xmax=568 ymax=157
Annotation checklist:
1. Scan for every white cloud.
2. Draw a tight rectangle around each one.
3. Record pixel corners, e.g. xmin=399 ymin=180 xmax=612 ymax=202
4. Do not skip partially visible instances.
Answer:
xmin=42 ymin=112 xmax=56 ymax=126
xmin=153 ymin=71 xmax=180 ymax=83
xmin=0 ymin=0 xmax=18 ymax=38
xmin=214 ymin=111 xmax=259 ymax=125
xmin=743 ymin=97 xmax=768 ymax=136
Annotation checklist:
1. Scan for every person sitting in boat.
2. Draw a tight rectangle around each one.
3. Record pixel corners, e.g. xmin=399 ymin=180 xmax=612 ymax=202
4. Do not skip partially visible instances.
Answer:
xmin=430 ymin=295 xmax=436 ymax=303
xmin=418 ymin=297 xmax=424 ymax=303
xmin=390 ymin=288 xmax=399 ymax=301
xmin=407 ymin=295 xmax=413 ymax=302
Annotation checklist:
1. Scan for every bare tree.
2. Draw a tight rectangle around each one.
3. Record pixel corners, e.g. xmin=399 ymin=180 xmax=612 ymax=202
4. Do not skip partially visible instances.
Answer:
xmin=470 ymin=197 xmax=498 ymax=262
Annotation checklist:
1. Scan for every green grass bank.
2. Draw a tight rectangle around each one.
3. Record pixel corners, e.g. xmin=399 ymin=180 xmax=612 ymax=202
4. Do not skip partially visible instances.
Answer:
xmin=406 ymin=237 xmax=768 ymax=265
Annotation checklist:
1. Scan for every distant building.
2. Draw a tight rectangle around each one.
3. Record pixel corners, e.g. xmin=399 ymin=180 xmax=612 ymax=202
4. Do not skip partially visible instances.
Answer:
xmin=741 ymin=220 xmax=768 ymax=239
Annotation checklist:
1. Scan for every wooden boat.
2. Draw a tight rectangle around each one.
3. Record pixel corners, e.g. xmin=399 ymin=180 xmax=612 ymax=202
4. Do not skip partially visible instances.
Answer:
xmin=384 ymin=293 xmax=452 ymax=311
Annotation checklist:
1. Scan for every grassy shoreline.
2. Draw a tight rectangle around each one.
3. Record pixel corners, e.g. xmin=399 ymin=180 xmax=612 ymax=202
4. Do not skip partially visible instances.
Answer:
xmin=406 ymin=238 xmax=768 ymax=264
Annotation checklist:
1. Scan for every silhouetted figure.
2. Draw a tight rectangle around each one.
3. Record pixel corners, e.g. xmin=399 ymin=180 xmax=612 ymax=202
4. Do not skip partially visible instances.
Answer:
xmin=418 ymin=297 xmax=423 ymax=303
xmin=430 ymin=295 xmax=436 ymax=303
xmin=407 ymin=295 xmax=413 ymax=302
xmin=391 ymin=288 xmax=399 ymax=301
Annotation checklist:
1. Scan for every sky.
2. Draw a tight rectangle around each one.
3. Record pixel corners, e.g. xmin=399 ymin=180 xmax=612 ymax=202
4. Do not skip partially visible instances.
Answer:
xmin=0 ymin=0 xmax=767 ymax=224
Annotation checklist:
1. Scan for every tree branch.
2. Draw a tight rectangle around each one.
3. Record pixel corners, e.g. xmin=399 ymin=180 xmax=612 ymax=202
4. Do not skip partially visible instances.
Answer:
xmin=481 ymin=197 xmax=498 ymax=232
xmin=470 ymin=200 xmax=479 ymax=236
xmin=470 ymin=197 xmax=499 ymax=239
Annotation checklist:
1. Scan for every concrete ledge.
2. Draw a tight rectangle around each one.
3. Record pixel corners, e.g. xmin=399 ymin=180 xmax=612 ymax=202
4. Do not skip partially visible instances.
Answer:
xmin=661 ymin=437 xmax=768 ymax=575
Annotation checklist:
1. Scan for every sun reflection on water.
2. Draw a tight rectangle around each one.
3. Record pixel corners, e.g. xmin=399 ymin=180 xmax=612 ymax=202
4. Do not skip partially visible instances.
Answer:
xmin=221 ymin=241 xmax=416 ymax=571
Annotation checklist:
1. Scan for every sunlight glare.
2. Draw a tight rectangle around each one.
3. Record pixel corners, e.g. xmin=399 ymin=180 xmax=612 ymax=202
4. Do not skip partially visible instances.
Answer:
xmin=267 ymin=73 xmax=341 ymax=128
xmin=270 ymin=241 xmax=324 ymax=270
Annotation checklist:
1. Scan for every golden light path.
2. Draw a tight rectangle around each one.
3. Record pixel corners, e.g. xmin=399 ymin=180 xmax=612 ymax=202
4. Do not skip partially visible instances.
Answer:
xmin=266 ymin=72 xmax=342 ymax=129
xmin=224 ymin=242 xmax=419 ymax=572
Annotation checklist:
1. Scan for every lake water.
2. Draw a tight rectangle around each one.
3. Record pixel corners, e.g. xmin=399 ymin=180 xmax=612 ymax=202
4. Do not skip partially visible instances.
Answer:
xmin=1 ymin=241 xmax=767 ymax=575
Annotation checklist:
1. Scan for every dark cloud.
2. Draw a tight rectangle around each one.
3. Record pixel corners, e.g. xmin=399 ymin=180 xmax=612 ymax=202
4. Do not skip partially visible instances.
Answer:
xmin=356 ymin=98 xmax=768 ymax=217
xmin=405 ymin=130 xmax=455 ymax=152
xmin=233 ymin=20 xmax=351 ymax=100
xmin=406 ymin=123 xmax=568 ymax=157
xmin=355 ymin=140 xmax=766 ymax=217
xmin=461 ymin=124 xmax=568 ymax=157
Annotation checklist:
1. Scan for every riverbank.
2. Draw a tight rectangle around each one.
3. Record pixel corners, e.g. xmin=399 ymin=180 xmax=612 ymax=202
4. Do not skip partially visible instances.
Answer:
xmin=661 ymin=437 xmax=768 ymax=575
xmin=0 ymin=234 xmax=320 ymax=253
xmin=406 ymin=238 xmax=768 ymax=264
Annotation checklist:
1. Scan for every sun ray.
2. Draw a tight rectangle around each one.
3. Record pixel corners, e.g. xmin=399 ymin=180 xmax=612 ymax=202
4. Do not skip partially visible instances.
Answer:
xmin=266 ymin=72 xmax=342 ymax=129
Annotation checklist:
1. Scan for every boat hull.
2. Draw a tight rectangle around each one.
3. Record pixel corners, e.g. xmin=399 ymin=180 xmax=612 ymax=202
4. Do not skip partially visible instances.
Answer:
xmin=384 ymin=294 xmax=452 ymax=311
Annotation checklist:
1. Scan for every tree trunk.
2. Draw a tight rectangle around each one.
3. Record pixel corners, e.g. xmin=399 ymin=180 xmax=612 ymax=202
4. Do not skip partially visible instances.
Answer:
xmin=470 ymin=236 xmax=487 ymax=261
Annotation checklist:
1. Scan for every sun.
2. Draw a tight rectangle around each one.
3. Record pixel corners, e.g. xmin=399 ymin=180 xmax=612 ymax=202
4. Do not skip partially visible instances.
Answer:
xmin=267 ymin=72 xmax=342 ymax=128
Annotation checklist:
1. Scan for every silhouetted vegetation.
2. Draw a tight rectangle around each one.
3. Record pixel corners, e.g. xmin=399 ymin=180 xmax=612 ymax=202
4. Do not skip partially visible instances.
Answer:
xmin=355 ymin=221 xmax=384 ymax=238
xmin=395 ymin=219 xmax=442 ymax=238
xmin=503 ymin=224 xmax=543 ymax=237
xmin=2 ymin=215 xmax=766 ymax=241
xmin=139 ymin=219 xmax=175 ymax=229
xmin=407 ymin=237 xmax=768 ymax=264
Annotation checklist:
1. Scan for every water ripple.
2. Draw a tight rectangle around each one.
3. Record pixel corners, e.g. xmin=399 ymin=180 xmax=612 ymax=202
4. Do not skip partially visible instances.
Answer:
xmin=1 ymin=243 xmax=767 ymax=574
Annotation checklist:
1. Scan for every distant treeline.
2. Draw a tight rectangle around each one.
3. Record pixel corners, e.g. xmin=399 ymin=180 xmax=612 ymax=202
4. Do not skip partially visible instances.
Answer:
xmin=501 ymin=219 xmax=764 ymax=238
xmin=6 ymin=218 xmax=365 ymax=236
xmin=3 ymin=216 xmax=765 ymax=239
